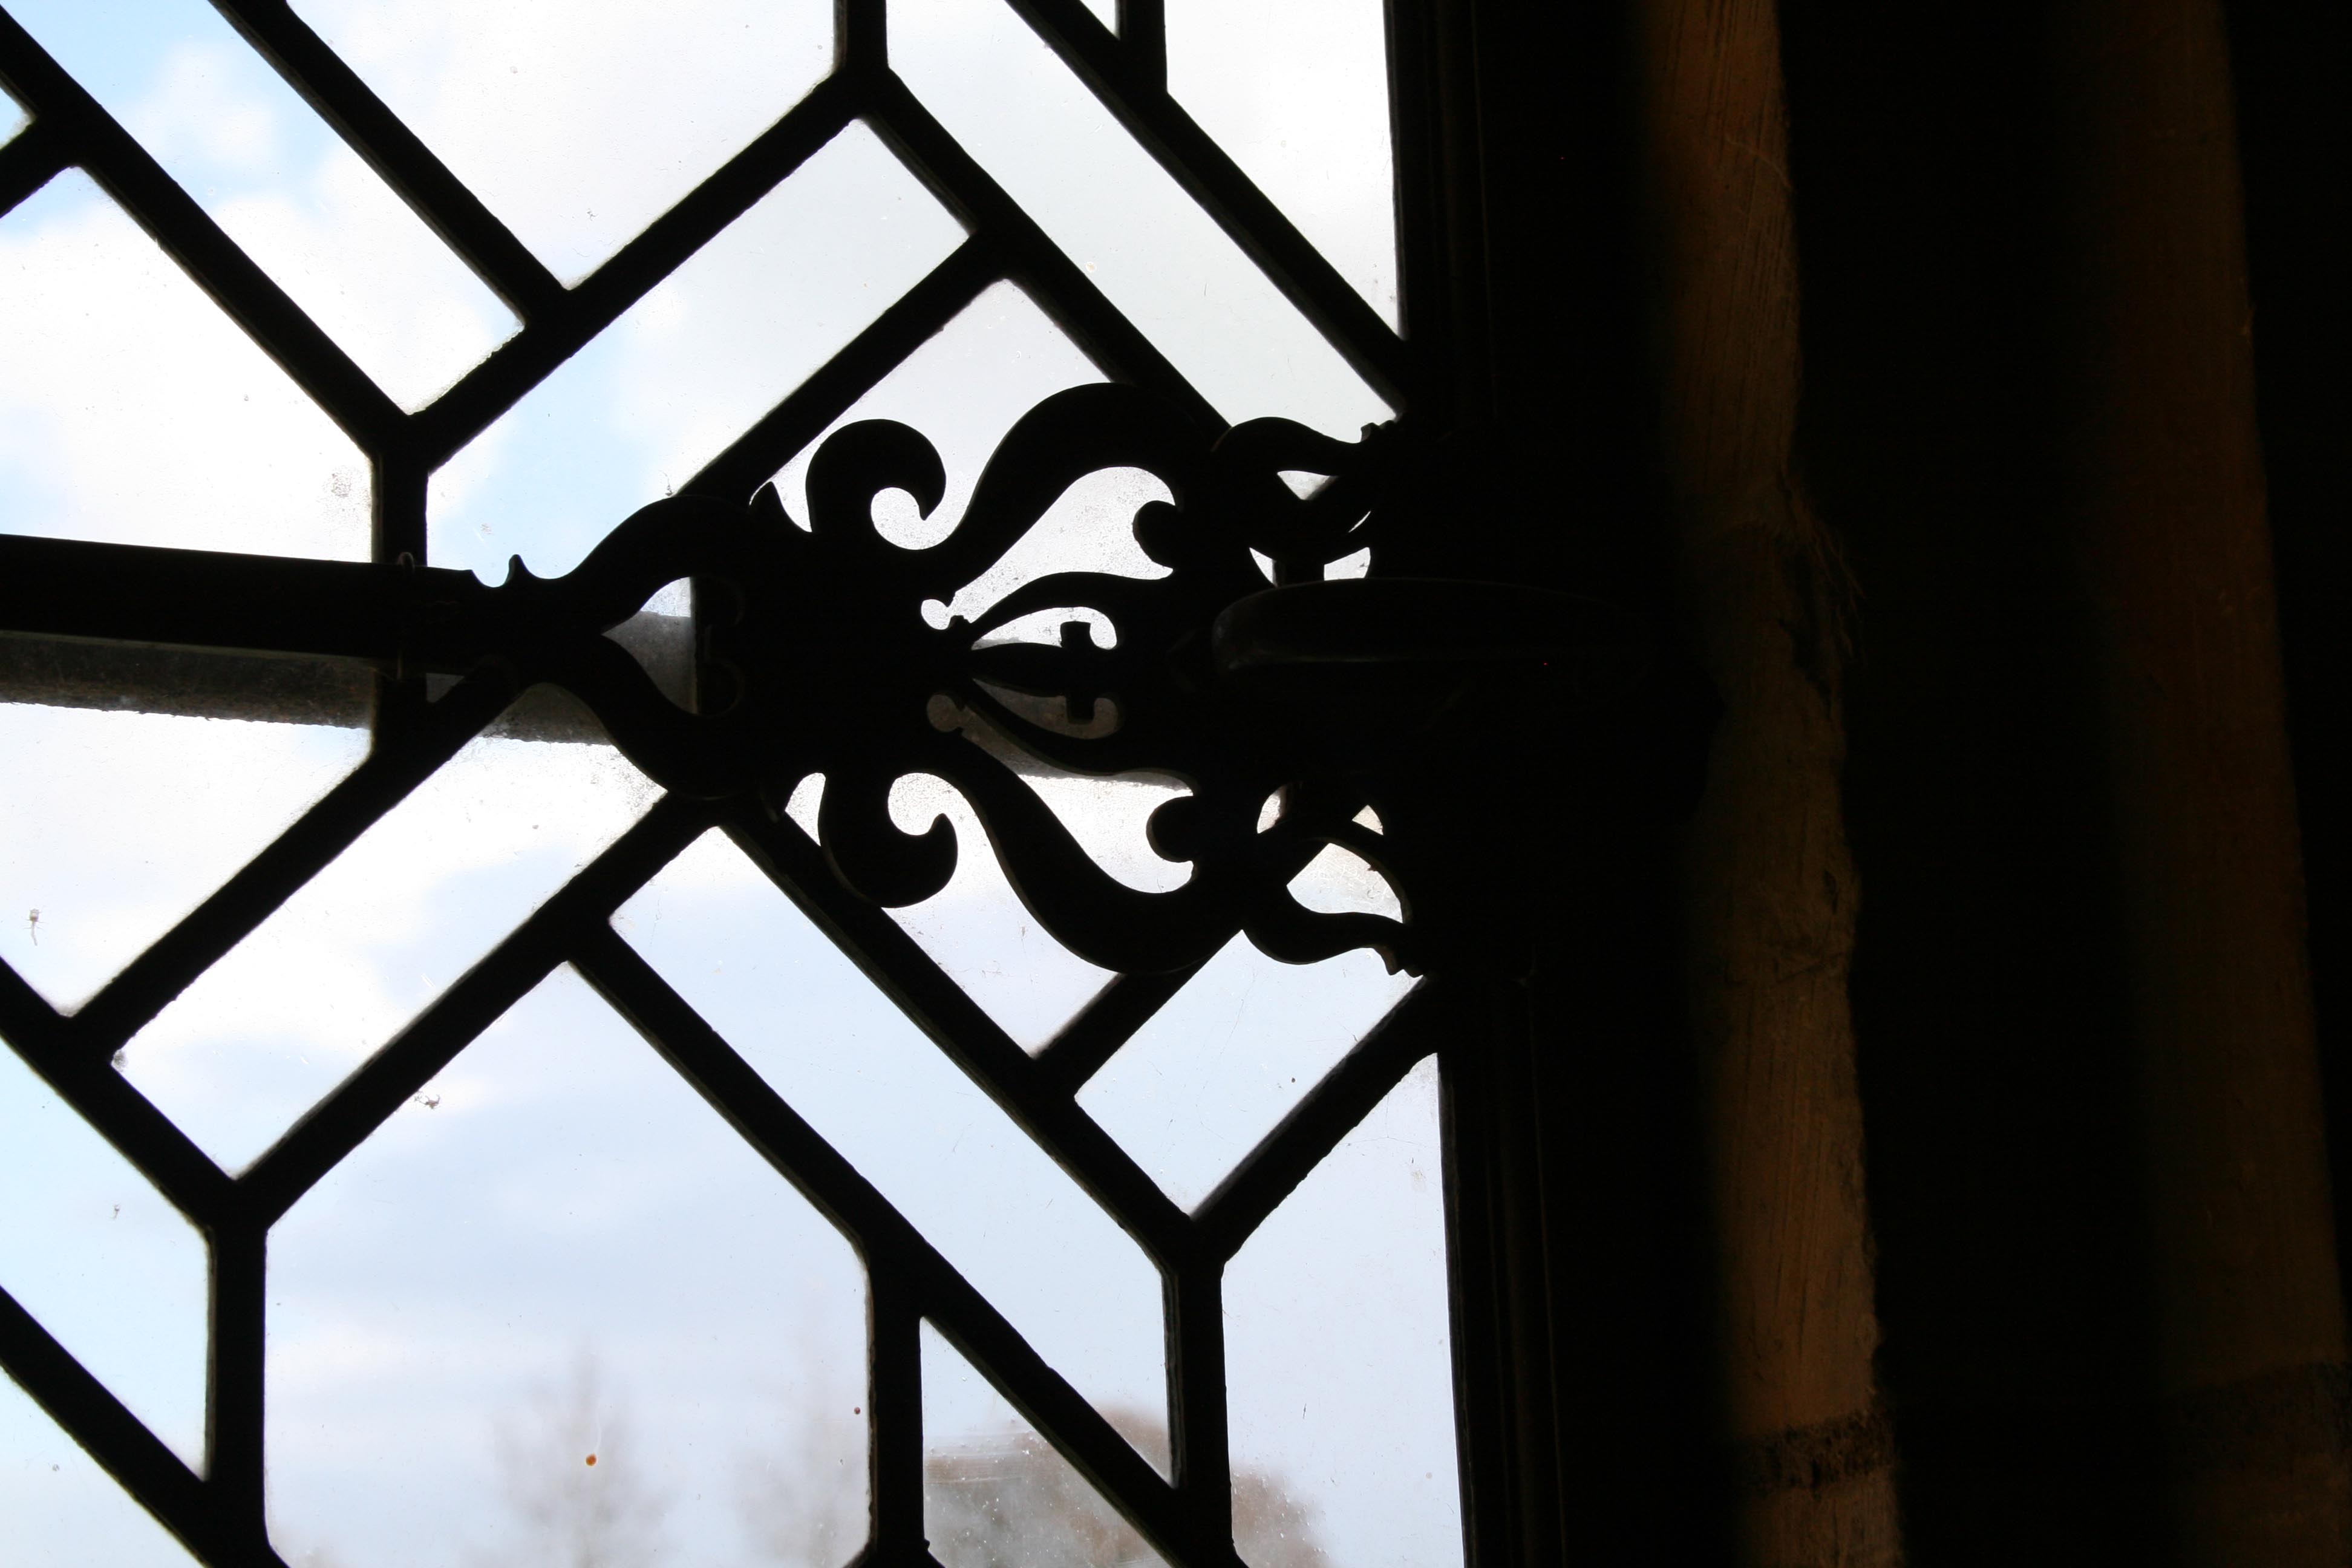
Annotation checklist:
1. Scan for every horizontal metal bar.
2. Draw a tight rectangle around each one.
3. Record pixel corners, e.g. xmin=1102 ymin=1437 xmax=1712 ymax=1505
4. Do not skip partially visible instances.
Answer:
xmin=410 ymin=73 xmax=866 ymax=467
xmin=205 ymin=0 xmax=566 ymax=323
xmin=0 ymin=533 xmax=486 ymax=666
xmin=0 ymin=10 xmax=404 ymax=454
xmin=1005 ymin=0 xmax=1416 ymax=407
xmin=0 ymin=1285 xmax=252 ymax=1567
xmin=0 ymin=959 xmax=237 ymax=1228
xmin=239 ymin=793 xmax=709 ymax=1223
xmin=1194 ymin=976 xmax=1440 ymax=1261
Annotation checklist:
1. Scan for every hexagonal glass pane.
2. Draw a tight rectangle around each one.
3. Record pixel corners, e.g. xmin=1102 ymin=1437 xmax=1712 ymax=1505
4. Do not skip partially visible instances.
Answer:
xmin=266 ymin=967 xmax=869 ymax=1568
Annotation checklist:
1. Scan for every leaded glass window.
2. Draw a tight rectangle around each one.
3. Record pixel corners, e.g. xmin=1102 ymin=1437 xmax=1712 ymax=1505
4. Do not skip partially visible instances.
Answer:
xmin=0 ymin=4 xmax=1466 ymax=1564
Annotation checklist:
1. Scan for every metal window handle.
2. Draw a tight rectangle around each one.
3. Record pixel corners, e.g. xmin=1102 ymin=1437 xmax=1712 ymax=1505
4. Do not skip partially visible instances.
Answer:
xmin=0 ymin=387 xmax=1712 ymax=975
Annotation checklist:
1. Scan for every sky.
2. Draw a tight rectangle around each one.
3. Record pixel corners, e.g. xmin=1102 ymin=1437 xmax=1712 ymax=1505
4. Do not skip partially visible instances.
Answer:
xmin=0 ymin=1 xmax=1455 ymax=1564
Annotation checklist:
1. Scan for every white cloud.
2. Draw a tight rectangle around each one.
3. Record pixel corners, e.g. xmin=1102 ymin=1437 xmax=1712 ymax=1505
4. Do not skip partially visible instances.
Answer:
xmin=1167 ymin=0 xmax=1400 ymax=325
xmin=117 ymin=728 xmax=660 ymax=1171
xmin=293 ymin=0 xmax=836 ymax=283
xmin=892 ymin=0 xmax=1393 ymax=436
xmin=0 ymin=173 xmax=371 ymax=557
xmin=10 ymin=3 xmax=517 ymax=411
xmin=0 ymin=706 xmax=370 ymax=1009
xmin=428 ymin=120 xmax=967 ymax=583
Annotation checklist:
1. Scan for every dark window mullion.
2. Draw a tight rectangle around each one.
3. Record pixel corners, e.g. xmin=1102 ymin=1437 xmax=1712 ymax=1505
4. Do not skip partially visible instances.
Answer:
xmin=1166 ymin=1266 xmax=1233 ymax=1546
xmin=1116 ymin=0 xmax=1168 ymax=90
xmin=1006 ymin=0 xmax=1419 ymax=408
xmin=203 ymin=1220 xmax=269 ymax=1562
xmin=0 ymin=114 xmax=67 ymax=221
xmin=867 ymin=1276 xmax=929 ymax=1562
xmin=0 ymin=11 xmax=404 ymax=456
xmin=203 ymin=0 xmax=566 ymax=325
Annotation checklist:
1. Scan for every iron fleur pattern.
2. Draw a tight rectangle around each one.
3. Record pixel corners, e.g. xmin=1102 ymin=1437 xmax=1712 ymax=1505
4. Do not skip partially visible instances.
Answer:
xmin=0 ymin=4 xmax=1461 ymax=1568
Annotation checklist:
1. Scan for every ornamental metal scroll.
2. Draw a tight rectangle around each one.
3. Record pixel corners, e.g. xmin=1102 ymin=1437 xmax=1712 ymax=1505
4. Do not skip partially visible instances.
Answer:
xmin=445 ymin=383 xmax=1428 ymax=976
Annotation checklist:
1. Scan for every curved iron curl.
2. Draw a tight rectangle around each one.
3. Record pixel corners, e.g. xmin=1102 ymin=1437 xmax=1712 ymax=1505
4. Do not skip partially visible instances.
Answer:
xmin=465 ymin=385 xmax=1423 ymax=970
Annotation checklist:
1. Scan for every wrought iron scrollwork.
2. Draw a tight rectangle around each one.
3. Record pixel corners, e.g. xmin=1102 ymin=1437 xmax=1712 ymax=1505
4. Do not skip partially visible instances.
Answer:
xmin=438 ymin=384 xmax=1430 ymax=975
xmin=0 ymin=384 xmax=1700 ymax=979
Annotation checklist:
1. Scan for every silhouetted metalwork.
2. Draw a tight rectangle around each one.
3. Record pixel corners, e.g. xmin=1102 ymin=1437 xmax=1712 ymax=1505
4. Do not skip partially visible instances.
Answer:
xmin=0 ymin=3 xmax=1586 ymax=1565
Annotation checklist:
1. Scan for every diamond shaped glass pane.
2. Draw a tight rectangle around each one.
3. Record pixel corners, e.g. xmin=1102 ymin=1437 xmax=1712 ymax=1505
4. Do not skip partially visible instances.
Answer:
xmin=10 ymin=0 xmax=517 ymax=408
xmin=117 ymin=712 xmax=659 ymax=1169
xmin=0 ymin=704 xmax=368 ymax=1011
xmin=427 ymin=120 xmax=965 ymax=584
xmin=618 ymin=829 xmax=1170 ymax=1473
xmin=0 ymin=1042 xmax=208 ymax=1468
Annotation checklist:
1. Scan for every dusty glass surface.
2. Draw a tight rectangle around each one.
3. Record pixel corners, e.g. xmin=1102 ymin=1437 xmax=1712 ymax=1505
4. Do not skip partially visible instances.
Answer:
xmin=0 ymin=1370 xmax=201 ymax=1568
xmin=921 ymin=1322 xmax=1172 ymax=1568
xmin=1226 ymin=1057 xmax=1461 ymax=1568
xmin=923 ymin=1321 xmax=1339 ymax=1568
xmin=618 ymin=830 xmax=1171 ymax=1473
xmin=1286 ymin=839 xmax=1403 ymax=921
xmin=891 ymin=0 xmax=1392 ymax=437
xmin=266 ymin=967 xmax=869 ymax=1568
xmin=0 ymin=707 xmax=370 ymax=1010
xmin=0 ymin=171 xmax=370 ymax=558
xmin=290 ymin=0 xmax=835 ymax=283
xmin=10 ymin=0 xmax=517 ymax=409
xmin=1168 ymin=0 xmax=1399 ymax=326
xmin=1078 ymin=936 xmax=1416 ymax=1209
xmin=117 ymin=718 xmax=660 ymax=1170
xmin=2 ymin=1 xmax=1467 ymax=1558
xmin=428 ymin=122 xmax=965 ymax=584
xmin=0 ymin=1043 xmax=207 ymax=1468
